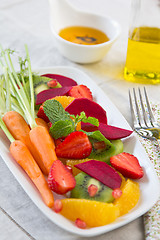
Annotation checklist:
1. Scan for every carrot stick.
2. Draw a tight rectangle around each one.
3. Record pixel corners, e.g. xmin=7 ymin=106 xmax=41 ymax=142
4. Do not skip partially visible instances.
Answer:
xmin=2 ymin=111 xmax=30 ymax=144
xmin=10 ymin=140 xmax=54 ymax=208
xmin=35 ymin=118 xmax=49 ymax=131
xmin=2 ymin=111 xmax=56 ymax=175
xmin=2 ymin=111 xmax=46 ymax=173
xmin=29 ymin=126 xmax=57 ymax=175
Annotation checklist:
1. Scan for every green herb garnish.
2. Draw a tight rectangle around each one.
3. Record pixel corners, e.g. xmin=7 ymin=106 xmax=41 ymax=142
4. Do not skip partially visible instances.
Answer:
xmin=43 ymin=99 xmax=99 ymax=139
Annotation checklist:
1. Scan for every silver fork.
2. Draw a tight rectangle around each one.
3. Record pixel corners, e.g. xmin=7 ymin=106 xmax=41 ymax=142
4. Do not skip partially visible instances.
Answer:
xmin=129 ymin=87 xmax=160 ymax=145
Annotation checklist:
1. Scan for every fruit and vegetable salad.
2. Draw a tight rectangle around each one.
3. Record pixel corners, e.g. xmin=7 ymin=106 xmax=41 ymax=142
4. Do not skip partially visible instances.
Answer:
xmin=0 ymin=46 xmax=144 ymax=229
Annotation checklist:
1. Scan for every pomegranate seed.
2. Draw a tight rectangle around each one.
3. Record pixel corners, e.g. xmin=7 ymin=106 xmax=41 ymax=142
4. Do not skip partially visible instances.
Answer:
xmin=93 ymin=141 xmax=106 ymax=150
xmin=47 ymin=79 xmax=58 ymax=88
xmin=65 ymin=165 xmax=73 ymax=174
xmin=112 ymin=188 xmax=122 ymax=199
xmin=53 ymin=199 xmax=63 ymax=213
xmin=88 ymin=184 xmax=98 ymax=197
xmin=75 ymin=218 xmax=87 ymax=229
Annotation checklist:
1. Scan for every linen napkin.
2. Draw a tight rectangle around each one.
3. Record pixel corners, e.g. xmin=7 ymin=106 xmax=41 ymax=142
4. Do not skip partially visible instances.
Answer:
xmin=137 ymin=103 xmax=160 ymax=239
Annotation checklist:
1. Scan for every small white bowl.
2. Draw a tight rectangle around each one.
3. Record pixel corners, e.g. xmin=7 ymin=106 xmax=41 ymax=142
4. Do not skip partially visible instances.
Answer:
xmin=49 ymin=0 xmax=121 ymax=64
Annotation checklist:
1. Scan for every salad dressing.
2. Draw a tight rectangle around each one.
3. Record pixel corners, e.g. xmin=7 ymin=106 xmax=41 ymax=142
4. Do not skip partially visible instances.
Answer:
xmin=59 ymin=26 xmax=109 ymax=45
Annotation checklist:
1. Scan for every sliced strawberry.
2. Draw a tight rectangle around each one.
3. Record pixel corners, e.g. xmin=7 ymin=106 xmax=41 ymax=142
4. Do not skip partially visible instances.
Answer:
xmin=48 ymin=159 xmax=76 ymax=194
xmin=54 ymin=137 xmax=65 ymax=147
xmin=68 ymin=85 xmax=93 ymax=100
xmin=55 ymin=131 xmax=92 ymax=159
xmin=110 ymin=152 xmax=144 ymax=179
xmin=37 ymin=105 xmax=49 ymax=123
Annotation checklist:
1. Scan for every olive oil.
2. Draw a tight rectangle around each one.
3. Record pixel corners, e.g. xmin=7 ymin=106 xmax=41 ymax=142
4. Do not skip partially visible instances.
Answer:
xmin=59 ymin=26 xmax=109 ymax=45
xmin=124 ymin=27 xmax=160 ymax=84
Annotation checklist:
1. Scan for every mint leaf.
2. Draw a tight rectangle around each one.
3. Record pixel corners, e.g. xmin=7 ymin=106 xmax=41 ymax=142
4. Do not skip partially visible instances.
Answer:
xmin=49 ymin=120 xmax=74 ymax=139
xmin=43 ymin=99 xmax=71 ymax=124
xmin=82 ymin=116 xmax=99 ymax=127
xmin=73 ymin=111 xmax=99 ymax=128
xmin=81 ymin=130 xmax=114 ymax=146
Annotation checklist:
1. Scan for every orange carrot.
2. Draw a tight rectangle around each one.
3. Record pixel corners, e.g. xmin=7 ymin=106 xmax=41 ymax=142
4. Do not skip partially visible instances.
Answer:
xmin=29 ymin=126 xmax=57 ymax=175
xmin=10 ymin=140 xmax=54 ymax=208
xmin=1 ymin=47 xmax=57 ymax=176
xmin=3 ymin=111 xmax=57 ymax=175
xmin=2 ymin=111 xmax=30 ymax=144
xmin=35 ymin=118 xmax=49 ymax=131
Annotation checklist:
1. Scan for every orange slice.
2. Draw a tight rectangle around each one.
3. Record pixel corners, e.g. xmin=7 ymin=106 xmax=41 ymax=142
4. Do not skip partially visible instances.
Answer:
xmin=66 ymin=159 xmax=91 ymax=176
xmin=53 ymin=96 xmax=75 ymax=109
xmin=118 ymin=171 xmax=126 ymax=189
xmin=114 ymin=179 xmax=140 ymax=216
xmin=60 ymin=199 xmax=119 ymax=227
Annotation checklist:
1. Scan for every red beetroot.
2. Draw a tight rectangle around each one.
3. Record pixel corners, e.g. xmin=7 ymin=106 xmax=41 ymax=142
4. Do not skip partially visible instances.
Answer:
xmin=81 ymin=122 xmax=98 ymax=132
xmin=65 ymin=98 xmax=107 ymax=124
xmin=75 ymin=160 xmax=122 ymax=189
xmin=98 ymin=123 xmax=133 ymax=140
xmin=36 ymin=86 xmax=72 ymax=105
xmin=81 ymin=122 xmax=133 ymax=140
xmin=41 ymin=74 xmax=77 ymax=87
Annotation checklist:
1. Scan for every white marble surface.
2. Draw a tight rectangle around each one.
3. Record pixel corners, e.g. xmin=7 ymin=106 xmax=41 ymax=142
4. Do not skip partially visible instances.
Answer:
xmin=0 ymin=0 xmax=160 ymax=239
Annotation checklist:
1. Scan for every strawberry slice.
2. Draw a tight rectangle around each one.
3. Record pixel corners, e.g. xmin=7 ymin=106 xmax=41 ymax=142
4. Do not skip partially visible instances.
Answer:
xmin=68 ymin=85 xmax=93 ymax=100
xmin=55 ymin=131 xmax=92 ymax=159
xmin=37 ymin=105 xmax=49 ymax=123
xmin=48 ymin=160 xmax=76 ymax=194
xmin=110 ymin=152 xmax=144 ymax=179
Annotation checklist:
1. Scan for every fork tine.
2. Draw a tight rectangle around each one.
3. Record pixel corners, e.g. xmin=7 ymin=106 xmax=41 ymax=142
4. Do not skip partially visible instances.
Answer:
xmin=138 ymin=88 xmax=149 ymax=127
xmin=133 ymin=88 xmax=145 ymax=127
xmin=144 ymin=87 xmax=156 ymax=126
xmin=129 ymin=89 xmax=137 ymax=128
xmin=129 ymin=89 xmax=142 ymax=129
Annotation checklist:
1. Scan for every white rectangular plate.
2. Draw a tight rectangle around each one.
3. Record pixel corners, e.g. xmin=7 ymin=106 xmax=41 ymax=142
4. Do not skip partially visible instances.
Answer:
xmin=0 ymin=66 xmax=159 ymax=237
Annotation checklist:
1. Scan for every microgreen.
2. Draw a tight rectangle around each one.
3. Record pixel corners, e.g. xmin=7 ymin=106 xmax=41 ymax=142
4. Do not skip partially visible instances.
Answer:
xmin=0 ymin=45 xmax=37 ymax=128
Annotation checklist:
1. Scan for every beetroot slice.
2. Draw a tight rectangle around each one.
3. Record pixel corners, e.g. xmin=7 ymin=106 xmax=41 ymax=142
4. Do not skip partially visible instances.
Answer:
xmin=81 ymin=122 xmax=98 ymax=132
xmin=81 ymin=122 xmax=133 ymax=140
xmin=36 ymin=86 xmax=72 ymax=105
xmin=98 ymin=123 xmax=133 ymax=140
xmin=65 ymin=98 xmax=107 ymax=124
xmin=41 ymin=74 xmax=77 ymax=87
xmin=75 ymin=160 xmax=122 ymax=189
